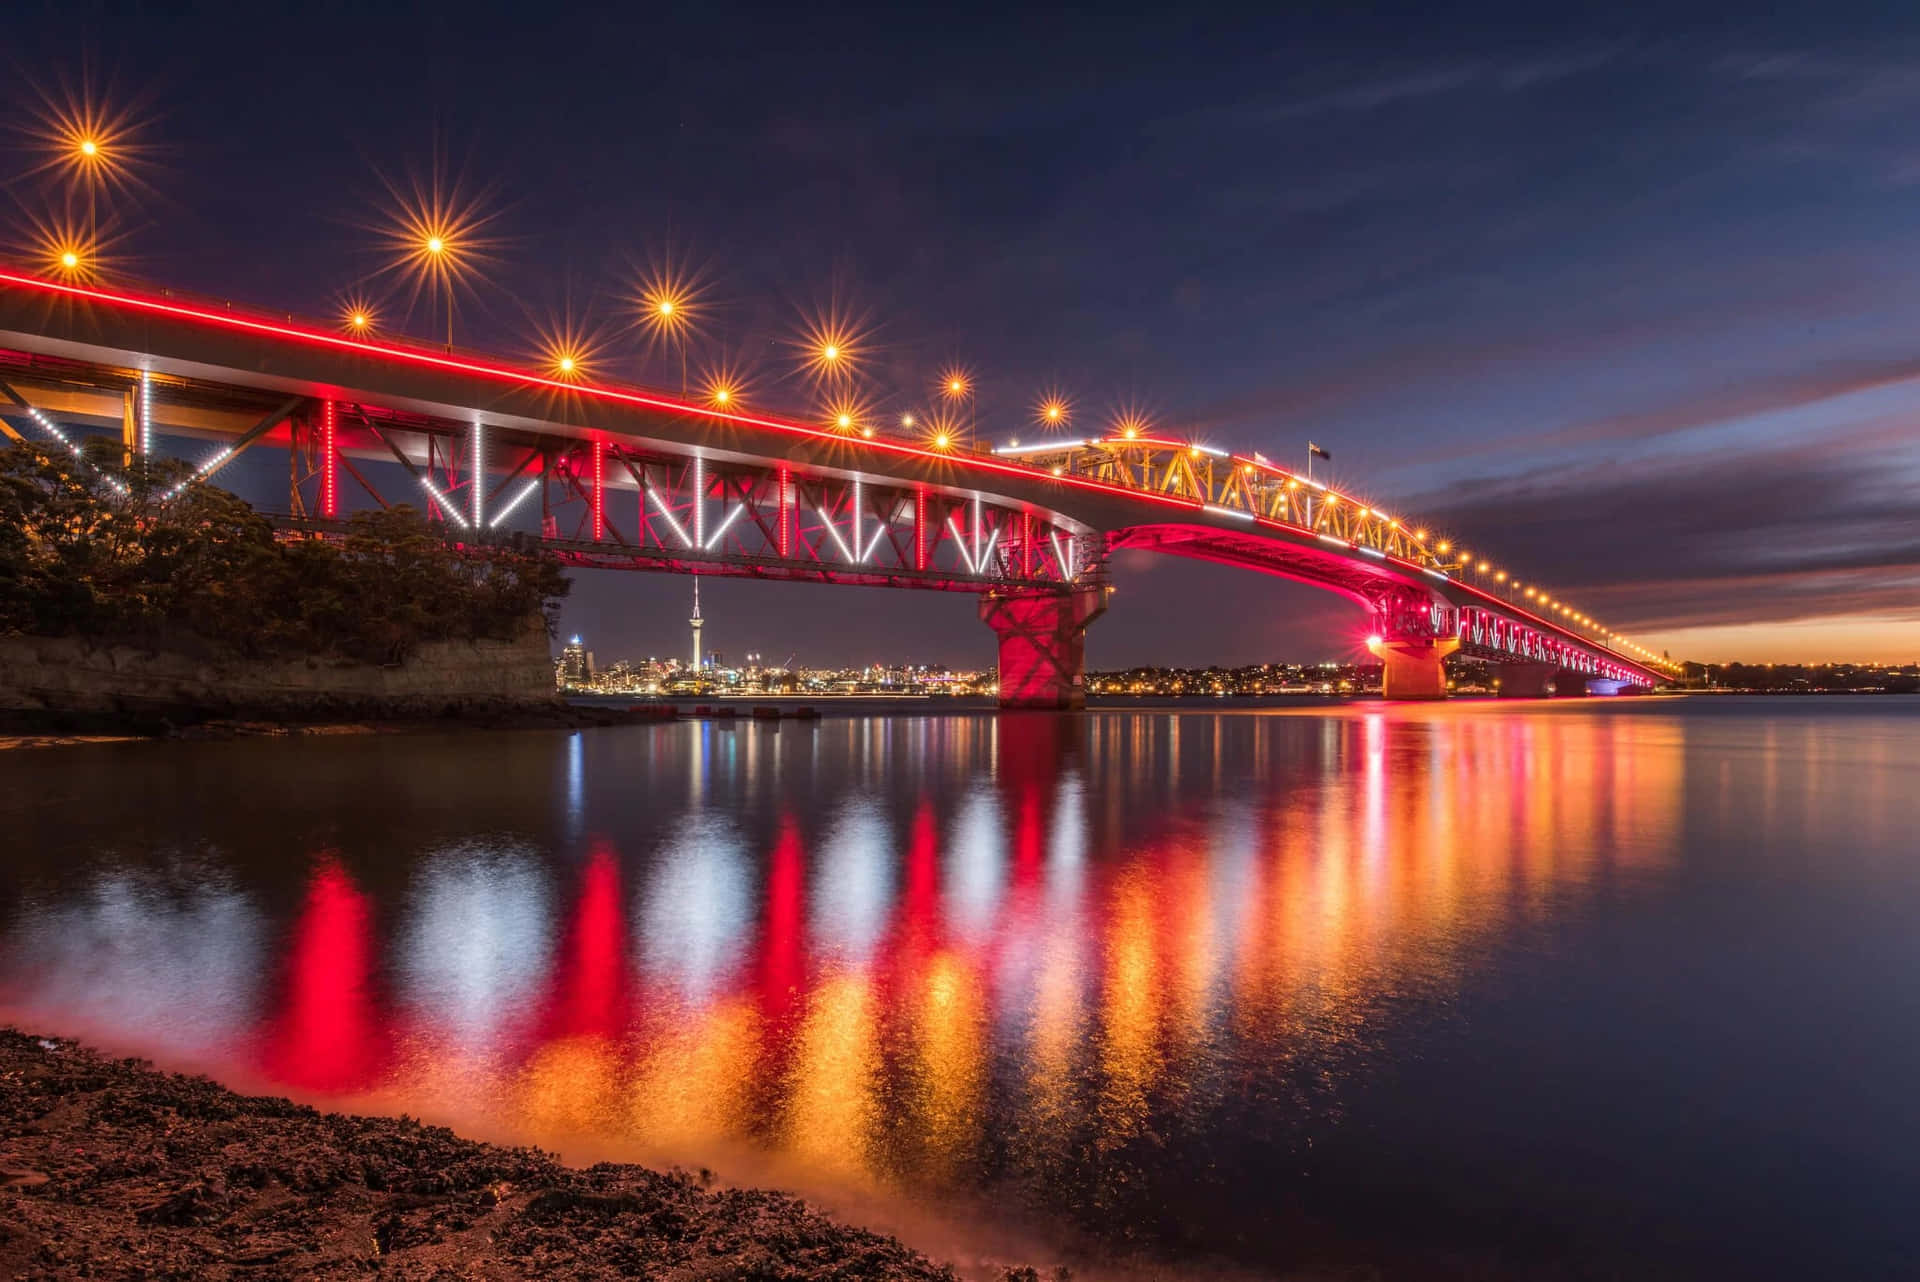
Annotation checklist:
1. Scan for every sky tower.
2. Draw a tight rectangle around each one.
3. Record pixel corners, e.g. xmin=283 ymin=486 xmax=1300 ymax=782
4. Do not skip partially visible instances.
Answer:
xmin=690 ymin=578 xmax=704 ymax=670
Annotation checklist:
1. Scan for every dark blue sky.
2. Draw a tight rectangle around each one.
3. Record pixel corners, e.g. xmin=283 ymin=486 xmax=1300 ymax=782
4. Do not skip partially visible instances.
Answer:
xmin=7 ymin=3 xmax=1918 ymax=665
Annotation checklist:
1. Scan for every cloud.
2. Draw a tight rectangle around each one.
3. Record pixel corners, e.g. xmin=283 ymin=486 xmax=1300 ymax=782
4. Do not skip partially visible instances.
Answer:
xmin=1402 ymin=358 xmax=1920 ymax=468
xmin=1402 ymin=441 xmax=1920 ymax=634
xmin=1192 ymin=45 xmax=1623 ymax=128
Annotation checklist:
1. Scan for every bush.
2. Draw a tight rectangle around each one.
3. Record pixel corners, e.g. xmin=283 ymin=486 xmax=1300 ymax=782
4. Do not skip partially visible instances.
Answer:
xmin=0 ymin=441 xmax=570 ymax=663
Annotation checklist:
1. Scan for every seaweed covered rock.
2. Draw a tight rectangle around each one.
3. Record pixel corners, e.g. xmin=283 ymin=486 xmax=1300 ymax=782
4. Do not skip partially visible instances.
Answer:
xmin=0 ymin=1030 xmax=970 ymax=1280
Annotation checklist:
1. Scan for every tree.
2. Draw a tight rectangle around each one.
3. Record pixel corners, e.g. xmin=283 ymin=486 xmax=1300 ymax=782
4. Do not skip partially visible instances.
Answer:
xmin=0 ymin=442 xmax=570 ymax=662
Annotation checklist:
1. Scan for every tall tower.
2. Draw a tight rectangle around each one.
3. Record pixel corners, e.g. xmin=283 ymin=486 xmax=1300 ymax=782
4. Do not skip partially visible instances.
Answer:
xmin=689 ymin=578 xmax=704 ymax=671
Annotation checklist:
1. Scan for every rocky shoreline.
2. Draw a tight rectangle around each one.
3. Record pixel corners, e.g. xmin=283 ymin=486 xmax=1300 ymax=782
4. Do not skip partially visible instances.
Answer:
xmin=0 ymin=700 xmax=677 ymax=749
xmin=0 ymin=1030 xmax=1039 ymax=1280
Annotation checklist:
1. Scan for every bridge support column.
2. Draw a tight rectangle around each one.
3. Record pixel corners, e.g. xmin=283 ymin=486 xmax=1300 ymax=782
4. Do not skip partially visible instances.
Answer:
xmin=981 ymin=585 xmax=1107 ymax=710
xmin=1497 ymin=662 xmax=1555 ymax=697
xmin=1367 ymin=586 xmax=1459 ymax=700
xmin=1498 ymin=662 xmax=1591 ymax=697
xmin=1369 ymin=637 xmax=1458 ymax=700
xmin=1553 ymin=669 xmax=1592 ymax=697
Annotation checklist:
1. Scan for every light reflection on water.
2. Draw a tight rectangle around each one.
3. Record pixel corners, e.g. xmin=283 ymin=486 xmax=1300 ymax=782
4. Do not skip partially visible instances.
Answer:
xmin=4 ymin=700 xmax=1917 ymax=1278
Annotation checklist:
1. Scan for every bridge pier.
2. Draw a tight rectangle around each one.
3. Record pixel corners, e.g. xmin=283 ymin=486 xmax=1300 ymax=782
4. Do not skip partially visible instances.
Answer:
xmin=1497 ymin=662 xmax=1594 ymax=697
xmin=1367 ymin=586 xmax=1460 ymax=700
xmin=1369 ymin=637 xmax=1459 ymax=700
xmin=1497 ymin=662 xmax=1553 ymax=697
xmin=982 ymin=585 xmax=1107 ymax=710
xmin=1553 ymin=669 xmax=1592 ymax=697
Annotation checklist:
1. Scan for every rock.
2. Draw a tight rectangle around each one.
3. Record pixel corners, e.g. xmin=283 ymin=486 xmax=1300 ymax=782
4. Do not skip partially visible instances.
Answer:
xmin=0 ymin=1028 xmax=986 ymax=1280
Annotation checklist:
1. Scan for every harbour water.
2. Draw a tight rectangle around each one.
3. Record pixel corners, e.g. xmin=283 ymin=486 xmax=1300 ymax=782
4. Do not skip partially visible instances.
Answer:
xmin=3 ymin=698 xmax=1915 ymax=1278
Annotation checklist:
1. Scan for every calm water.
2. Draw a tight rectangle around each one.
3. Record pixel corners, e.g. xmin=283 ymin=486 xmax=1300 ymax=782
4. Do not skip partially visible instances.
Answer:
xmin=3 ymin=699 xmax=1917 ymax=1278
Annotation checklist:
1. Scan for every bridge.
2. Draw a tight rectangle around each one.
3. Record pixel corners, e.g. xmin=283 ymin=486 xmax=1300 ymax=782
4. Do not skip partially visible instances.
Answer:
xmin=0 ymin=268 xmax=1669 ymax=706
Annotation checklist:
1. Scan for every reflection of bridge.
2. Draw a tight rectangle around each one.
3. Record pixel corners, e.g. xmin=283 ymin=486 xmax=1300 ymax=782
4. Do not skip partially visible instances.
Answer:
xmin=0 ymin=269 xmax=1665 ymax=705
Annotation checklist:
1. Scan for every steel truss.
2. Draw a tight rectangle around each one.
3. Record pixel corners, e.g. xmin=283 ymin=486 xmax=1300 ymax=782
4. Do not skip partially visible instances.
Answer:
xmin=0 ymin=330 xmax=1654 ymax=682
xmin=1000 ymin=434 xmax=1437 ymax=562
xmin=292 ymin=411 xmax=1099 ymax=596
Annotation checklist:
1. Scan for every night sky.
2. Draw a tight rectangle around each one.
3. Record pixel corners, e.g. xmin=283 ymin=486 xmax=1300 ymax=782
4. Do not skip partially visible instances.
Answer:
xmin=7 ymin=4 xmax=1918 ymax=667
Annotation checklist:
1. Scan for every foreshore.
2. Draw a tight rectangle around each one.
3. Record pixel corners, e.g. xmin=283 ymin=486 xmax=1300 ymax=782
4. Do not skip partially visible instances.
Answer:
xmin=0 ymin=701 xmax=674 ymax=751
xmin=0 ymin=1029 xmax=1043 ymax=1280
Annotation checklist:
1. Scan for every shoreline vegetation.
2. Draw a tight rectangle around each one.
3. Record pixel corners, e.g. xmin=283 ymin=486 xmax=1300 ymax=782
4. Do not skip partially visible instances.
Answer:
xmin=0 ymin=1030 xmax=1055 ymax=1281
xmin=0 ymin=443 xmax=569 ymax=666
xmin=0 ymin=441 xmax=576 ymax=735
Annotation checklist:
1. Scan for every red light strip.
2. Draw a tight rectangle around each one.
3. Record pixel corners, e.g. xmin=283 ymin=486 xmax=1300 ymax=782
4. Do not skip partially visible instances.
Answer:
xmin=320 ymin=400 xmax=337 ymax=518
xmin=591 ymin=440 xmax=604 ymax=541
xmin=0 ymin=269 xmax=1206 ymax=516
xmin=778 ymin=466 xmax=792 ymax=558
xmin=915 ymin=486 xmax=928 ymax=570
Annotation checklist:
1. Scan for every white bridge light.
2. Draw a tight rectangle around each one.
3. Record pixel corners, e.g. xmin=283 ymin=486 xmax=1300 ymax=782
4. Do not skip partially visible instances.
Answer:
xmin=703 ymin=503 xmax=747 ymax=550
xmin=418 ymin=476 xmax=470 ymax=528
xmin=816 ymin=504 xmax=855 ymax=560
xmin=647 ymin=484 xmax=694 ymax=547
xmin=946 ymin=514 xmax=978 ymax=573
xmin=491 ymin=477 xmax=540 ymax=528
xmin=993 ymin=438 xmax=1088 ymax=456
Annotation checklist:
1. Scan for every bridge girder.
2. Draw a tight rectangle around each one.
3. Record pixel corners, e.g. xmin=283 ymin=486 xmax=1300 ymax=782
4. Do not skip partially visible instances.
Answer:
xmin=0 ymin=268 xmax=1667 ymax=688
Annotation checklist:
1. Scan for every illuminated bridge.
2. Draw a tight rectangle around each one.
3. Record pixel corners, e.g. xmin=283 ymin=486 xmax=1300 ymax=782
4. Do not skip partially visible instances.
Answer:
xmin=0 ymin=269 xmax=1669 ymax=706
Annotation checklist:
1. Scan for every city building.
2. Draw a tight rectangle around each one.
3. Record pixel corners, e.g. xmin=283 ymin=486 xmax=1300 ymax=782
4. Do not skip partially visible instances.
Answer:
xmin=558 ymin=635 xmax=590 ymax=689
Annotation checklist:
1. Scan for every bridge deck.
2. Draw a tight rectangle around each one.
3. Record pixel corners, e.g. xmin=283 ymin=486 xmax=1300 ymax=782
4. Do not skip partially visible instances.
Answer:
xmin=0 ymin=268 xmax=1665 ymax=687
